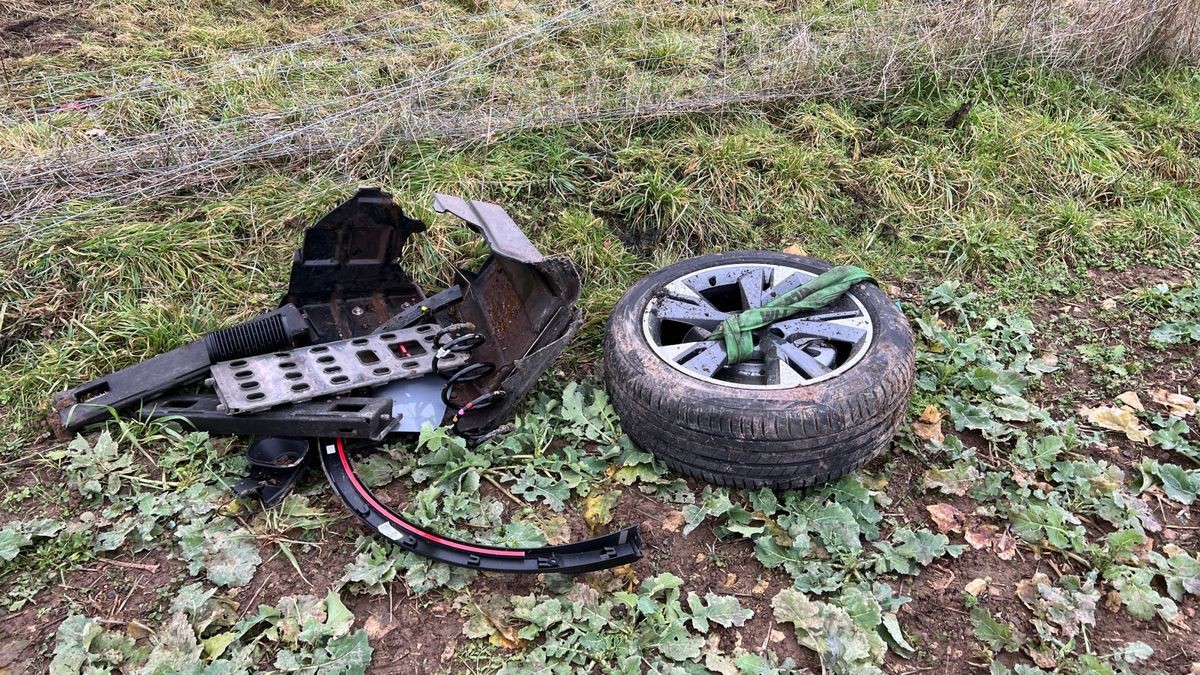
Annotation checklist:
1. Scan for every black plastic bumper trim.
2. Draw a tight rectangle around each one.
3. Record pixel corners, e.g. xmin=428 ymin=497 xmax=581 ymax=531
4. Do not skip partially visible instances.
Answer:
xmin=318 ymin=437 xmax=643 ymax=573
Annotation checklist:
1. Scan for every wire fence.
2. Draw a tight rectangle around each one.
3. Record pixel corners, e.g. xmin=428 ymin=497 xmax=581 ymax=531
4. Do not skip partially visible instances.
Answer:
xmin=1 ymin=0 xmax=1194 ymax=248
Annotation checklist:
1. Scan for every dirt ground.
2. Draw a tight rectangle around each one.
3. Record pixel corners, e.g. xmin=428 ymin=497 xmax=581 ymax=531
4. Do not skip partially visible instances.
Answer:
xmin=2 ymin=264 xmax=1197 ymax=673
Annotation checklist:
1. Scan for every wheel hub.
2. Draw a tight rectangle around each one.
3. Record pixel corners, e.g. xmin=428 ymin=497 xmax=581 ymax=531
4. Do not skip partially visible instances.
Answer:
xmin=641 ymin=262 xmax=874 ymax=389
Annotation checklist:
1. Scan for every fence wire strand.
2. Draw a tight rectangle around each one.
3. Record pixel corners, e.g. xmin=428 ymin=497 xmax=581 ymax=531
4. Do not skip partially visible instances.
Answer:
xmin=1 ymin=0 xmax=1195 ymax=249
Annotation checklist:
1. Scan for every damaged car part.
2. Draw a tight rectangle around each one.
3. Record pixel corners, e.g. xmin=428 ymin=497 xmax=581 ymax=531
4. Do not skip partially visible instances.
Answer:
xmin=431 ymin=195 xmax=584 ymax=436
xmin=52 ymin=304 xmax=310 ymax=436
xmin=321 ymin=437 xmax=643 ymax=573
xmin=51 ymin=188 xmax=640 ymax=574
xmin=135 ymin=395 xmax=398 ymax=440
xmin=207 ymin=324 xmax=469 ymax=414
xmin=232 ymin=436 xmax=313 ymax=507
xmin=280 ymin=188 xmax=428 ymax=343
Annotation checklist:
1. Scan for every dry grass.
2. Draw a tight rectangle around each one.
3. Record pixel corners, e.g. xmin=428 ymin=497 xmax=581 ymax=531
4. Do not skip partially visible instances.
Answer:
xmin=1 ymin=0 xmax=1196 ymax=245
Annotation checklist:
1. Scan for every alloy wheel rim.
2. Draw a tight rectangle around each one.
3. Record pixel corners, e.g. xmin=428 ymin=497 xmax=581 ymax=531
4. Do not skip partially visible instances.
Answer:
xmin=641 ymin=262 xmax=874 ymax=389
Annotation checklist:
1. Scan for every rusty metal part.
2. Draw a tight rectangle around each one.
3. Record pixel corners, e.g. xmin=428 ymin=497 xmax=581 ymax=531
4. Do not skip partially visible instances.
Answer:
xmin=281 ymin=187 xmax=427 ymax=341
xmin=433 ymin=194 xmax=582 ymax=435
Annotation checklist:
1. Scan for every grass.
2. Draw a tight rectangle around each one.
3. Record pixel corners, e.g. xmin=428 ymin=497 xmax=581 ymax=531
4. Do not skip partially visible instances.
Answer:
xmin=6 ymin=63 xmax=1200 ymax=429
xmin=1 ymin=0 xmax=1199 ymax=672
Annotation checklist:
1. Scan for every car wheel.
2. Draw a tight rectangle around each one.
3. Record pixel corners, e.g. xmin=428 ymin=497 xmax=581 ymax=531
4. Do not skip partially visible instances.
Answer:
xmin=603 ymin=251 xmax=915 ymax=489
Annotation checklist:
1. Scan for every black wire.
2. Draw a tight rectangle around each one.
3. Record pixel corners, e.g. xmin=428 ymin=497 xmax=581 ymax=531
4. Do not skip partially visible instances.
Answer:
xmin=450 ymin=390 xmax=506 ymax=431
xmin=440 ymin=362 xmax=498 ymax=406
xmin=431 ymin=332 xmax=485 ymax=373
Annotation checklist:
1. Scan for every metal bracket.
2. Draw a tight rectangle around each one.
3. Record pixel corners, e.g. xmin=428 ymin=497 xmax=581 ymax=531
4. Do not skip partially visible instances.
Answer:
xmin=209 ymin=324 xmax=468 ymax=414
xmin=51 ymin=304 xmax=310 ymax=438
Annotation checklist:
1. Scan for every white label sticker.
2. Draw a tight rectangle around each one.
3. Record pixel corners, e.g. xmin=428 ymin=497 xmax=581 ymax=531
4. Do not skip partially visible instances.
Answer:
xmin=377 ymin=522 xmax=403 ymax=541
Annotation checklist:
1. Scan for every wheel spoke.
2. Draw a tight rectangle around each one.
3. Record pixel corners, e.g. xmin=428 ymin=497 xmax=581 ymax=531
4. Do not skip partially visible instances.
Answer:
xmin=675 ymin=341 xmax=727 ymax=378
xmin=775 ymin=340 xmax=832 ymax=379
xmin=737 ymin=268 xmax=768 ymax=309
xmin=760 ymin=269 xmax=811 ymax=303
xmin=763 ymin=348 xmax=804 ymax=386
xmin=771 ymin=318 xmax=866 ymax=345
xmin=654 ymin=296 xmax=729 ymax=330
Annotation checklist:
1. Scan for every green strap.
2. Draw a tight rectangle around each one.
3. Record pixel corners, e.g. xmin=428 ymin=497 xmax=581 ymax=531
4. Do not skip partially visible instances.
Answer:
xmin=708 ymin=265 xmax=874 ymax=364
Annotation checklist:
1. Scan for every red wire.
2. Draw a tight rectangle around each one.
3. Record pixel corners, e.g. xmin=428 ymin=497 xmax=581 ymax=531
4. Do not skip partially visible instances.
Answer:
xmin=334 ymin=438 xmax=525 ymax=557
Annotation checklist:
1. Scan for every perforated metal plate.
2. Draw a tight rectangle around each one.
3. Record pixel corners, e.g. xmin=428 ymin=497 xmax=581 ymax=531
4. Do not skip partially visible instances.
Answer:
xmin=210 ymin=324 xmax=468 ymax=414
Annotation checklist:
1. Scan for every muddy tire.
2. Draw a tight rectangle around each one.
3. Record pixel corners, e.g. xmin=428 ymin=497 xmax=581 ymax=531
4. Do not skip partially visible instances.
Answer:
xmin=603 ymin=251 xmax=915 ymax=489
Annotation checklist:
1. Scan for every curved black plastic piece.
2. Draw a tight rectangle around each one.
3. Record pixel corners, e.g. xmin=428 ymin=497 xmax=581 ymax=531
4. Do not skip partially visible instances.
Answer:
xmin=246 ymin=436 xmax=311 ymax=469
xmin=281 ymin=188 xmax=427 ymax=341
xmin=318 ymin=437 xmax=643 ymax=573
xmin=233 ymin=437 xmax=314 ymax=507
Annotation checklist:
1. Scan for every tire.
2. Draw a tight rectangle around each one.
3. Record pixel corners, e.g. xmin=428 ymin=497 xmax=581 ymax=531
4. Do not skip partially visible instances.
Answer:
xmin=603 ymin=251 xmax=915 ymax=489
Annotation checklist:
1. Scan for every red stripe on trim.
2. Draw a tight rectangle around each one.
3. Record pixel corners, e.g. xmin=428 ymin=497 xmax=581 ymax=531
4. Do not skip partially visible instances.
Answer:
xmin=334 ymin=438 xmax=526 ymax=558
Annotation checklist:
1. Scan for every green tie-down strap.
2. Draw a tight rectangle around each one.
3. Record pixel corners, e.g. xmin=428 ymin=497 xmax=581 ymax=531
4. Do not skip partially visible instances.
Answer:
xmin=708 ymin=265 xmax=874 ymax=364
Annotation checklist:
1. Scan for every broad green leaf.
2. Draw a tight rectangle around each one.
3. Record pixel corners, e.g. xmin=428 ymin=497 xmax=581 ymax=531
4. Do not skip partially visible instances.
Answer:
xmin=0 ymin=528 xmax=32 ymax=562
xmin=686 ymin=592 xmax=753 ymax=632
xmin=681 ymin=488 xmax=734 ymax=535
xmin=1111 ymin=568 xmax=1177 ymax=621
xmin=654 ymin=620 xmax=704 ymax=662
xmin=880 ymin=614 xmax=915 ymax=657
xmin=1034 ymin=576 xmax=1098 ymax=639
xmin=1009 ymin=502 xmax=1085 ymax=551
xmin=840 ymin=584 xmax=882 ymax=634
xmin=320 ymin=630 xmax=374 ymax=675
xmin=1147 ymin=549 xmax=1200 ymax=600
xmin=643 ymin=573 xmax=685 ymax=597
xmin=325 ymin=591 xmax=356 ymax=639
xmin=1152 ymin=463 xmax=1199 ymax=504
xmin=891 ymin=528 xmax=963 ymax=566
xmin=142 ymin=612 xmax=202 ymax=673
xmin=771 ymin=589 xmax=885 ymax=671
xmin=50 ymin=615 xmax=102 ymax=675
xmin=970 ymin=607 xmax=1021 ymax=652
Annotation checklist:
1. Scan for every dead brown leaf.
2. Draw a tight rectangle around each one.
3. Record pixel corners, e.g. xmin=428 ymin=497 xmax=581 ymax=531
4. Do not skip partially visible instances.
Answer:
xmin=1116 ymin=391 xmax=1144 ymax=411
xmin=1016 ymin=573 xmax=1050 ymax=607
xmin=1080 ymin=405 xmax=1151 ymax=443
xmin=1148 ymin=389 xmax=1197 ymax=417
xmin=924 ymin=466 xmax=980 ymax=496
xmin=1029 ymin=646 xmax=1058 ymax=669
xmin=661 ymin=510 xmax=686 ymax=532
xmin=964 ymin=523 xmax=998 ymax=550
xmin=489 ymin=625 xmax=525 ymax=650
xmin=964 ymin=577 xmax=989 ymax=597
xmin=1104 ymin=589 xmax=1123 ymax=613
xmin=913 ymin=405 xmax=945 ymax=444
xmin=926 ymin=503 xmax=966 ymax=533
